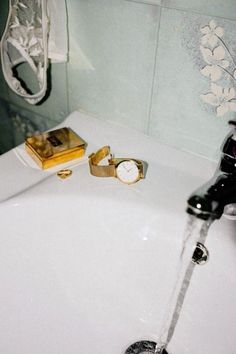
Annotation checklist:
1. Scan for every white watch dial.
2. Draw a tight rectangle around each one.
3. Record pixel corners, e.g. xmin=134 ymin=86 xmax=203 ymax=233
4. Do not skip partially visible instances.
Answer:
xmin=116 ymin=160 xmax=140 ymax=184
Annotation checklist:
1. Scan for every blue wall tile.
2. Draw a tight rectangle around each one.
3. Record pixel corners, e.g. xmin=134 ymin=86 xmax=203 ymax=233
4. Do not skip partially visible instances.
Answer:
xmin=67 ymin=0 xmax=160 ymax=132
xmin=149 ymin=8 xmax=236 ymax=159
xmin=1 ymin=0 xmax=236 ymax=159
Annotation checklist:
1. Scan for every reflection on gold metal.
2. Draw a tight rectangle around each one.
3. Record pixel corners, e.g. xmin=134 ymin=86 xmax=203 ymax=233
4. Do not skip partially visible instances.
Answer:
xmin=57 ymin=169 xmax=73 ymax=180
xmin=25 ymin=127 xmax=86 ymax=169
xmin=89 ymin=146 xmax=116 ymax=177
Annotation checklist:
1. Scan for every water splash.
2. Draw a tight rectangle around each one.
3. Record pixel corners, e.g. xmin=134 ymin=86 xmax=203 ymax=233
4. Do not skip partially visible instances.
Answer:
xmin=156 ymin=215 xmax=213 ymax=352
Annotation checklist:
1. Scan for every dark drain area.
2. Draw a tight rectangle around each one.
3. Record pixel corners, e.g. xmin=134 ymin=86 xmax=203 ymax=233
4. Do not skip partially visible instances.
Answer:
xmin=124 ymin=341 xmax=168 ymax=354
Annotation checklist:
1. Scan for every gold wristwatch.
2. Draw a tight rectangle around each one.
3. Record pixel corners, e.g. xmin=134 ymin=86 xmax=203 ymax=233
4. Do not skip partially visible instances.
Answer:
xmin=89 ymin=146 xmax=144 ymax=184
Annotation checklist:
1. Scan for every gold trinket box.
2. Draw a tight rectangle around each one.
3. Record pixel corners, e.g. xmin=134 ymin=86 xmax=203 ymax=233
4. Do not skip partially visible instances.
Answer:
xmin=25 ymin=127 xmax=86 ymax=169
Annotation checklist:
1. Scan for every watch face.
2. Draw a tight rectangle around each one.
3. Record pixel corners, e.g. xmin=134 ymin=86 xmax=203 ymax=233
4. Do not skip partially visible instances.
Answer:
xmin=116 ymin=160 xmax=140 ymax=184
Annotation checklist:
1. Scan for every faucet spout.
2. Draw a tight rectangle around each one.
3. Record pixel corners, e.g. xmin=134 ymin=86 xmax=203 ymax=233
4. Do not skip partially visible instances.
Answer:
xmin=187 ymin=120 xmax=236 ymax=221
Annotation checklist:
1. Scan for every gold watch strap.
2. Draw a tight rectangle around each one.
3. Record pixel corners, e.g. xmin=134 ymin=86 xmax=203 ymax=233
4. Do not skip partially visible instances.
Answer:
xmin=89 ymin=145 xmax=116 ymax=177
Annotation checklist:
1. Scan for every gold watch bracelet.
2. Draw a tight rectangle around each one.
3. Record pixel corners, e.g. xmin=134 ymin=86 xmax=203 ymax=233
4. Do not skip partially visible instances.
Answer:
xmin=89 ymin=145 xmax=116 ymax=177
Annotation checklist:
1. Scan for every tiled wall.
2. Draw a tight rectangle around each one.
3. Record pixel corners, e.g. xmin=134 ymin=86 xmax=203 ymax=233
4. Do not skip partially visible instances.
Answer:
xmin=1 ymin=0 xmax=236 ymax=159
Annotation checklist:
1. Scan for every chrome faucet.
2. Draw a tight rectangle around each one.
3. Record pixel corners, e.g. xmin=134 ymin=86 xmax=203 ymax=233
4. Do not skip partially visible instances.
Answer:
xmin=187 ymin=120 xmax=236 ymax=220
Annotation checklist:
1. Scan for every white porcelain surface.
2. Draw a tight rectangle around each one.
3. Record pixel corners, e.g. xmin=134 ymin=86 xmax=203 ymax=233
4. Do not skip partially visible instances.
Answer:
xmin=0 ymin=111 xmax=235 ymax=354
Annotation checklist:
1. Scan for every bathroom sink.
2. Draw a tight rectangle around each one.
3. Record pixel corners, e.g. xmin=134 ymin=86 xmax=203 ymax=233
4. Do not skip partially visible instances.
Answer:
xmin=0 ymin=112 xmax=235 ymax=354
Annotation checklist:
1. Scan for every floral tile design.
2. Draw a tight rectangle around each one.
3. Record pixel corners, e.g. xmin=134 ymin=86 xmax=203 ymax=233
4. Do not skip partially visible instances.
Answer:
xmin=149 ymin=8 xmax=234 ymax=159
xmin=1 ymin=0 xmax=236 ymax=160
xmin=199 ymin=20 xmax=236 ymax=117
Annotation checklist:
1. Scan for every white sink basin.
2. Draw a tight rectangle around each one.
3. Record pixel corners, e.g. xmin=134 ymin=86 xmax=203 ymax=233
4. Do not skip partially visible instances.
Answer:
xmin=0 ymin=112 xmax=235 ymax=354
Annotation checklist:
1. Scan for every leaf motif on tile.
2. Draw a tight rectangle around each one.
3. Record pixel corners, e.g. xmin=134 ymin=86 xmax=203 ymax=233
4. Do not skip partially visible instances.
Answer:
xmin=200 ymin=20 xmax=236 ymax=117
xmin=200 ymin=45 xmax=229 ymax=68
xmin=201 ymin=83 xmax=236 ymax=117
xmin=201 ymin=92 xmax=219 ymax=106
xmin=200 ymin=20 xmax=224 ymax=47
xmin=213 ymin=46 xmax=226 ymax=60
xmin=200 ymin=65 xmax=222 ymax=82
xmin=211 ymin=83 xmax=224 ymax=97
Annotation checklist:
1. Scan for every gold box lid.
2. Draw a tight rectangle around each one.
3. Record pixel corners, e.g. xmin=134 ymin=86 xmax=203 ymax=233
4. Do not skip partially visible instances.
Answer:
xmin=25 ymin=127 xmax=86 ymax=169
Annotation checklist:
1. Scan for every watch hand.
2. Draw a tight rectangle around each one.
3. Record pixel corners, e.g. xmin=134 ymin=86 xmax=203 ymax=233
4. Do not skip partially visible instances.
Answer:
xmin=123 ymin=165 xmax=129 ymax=172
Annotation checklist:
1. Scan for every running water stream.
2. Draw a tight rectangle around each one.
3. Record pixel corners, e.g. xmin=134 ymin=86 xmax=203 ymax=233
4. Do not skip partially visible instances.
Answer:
xmin=155 ymin=215 xmax=213 ymax=353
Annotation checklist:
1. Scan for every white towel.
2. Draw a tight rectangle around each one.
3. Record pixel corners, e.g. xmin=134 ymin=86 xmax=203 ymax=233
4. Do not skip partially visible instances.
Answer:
xmin=0 ymin=0 xmax=68 ymax=105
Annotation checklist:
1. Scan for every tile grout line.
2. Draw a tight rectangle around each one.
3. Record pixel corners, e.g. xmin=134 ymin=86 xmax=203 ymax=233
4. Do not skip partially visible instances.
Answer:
xmin=126 ymin=0 xmax=236 ymax=22
xmin=146 ymin=6 xmax=162 ymax=135
xmin=125 ymin=0 xmax=162 ymax=6
xmin=161 ymin=4 xmax=236 ymax=22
